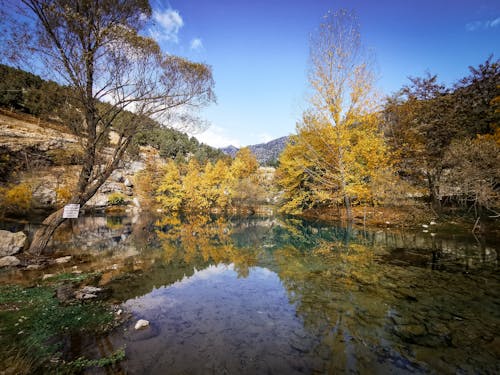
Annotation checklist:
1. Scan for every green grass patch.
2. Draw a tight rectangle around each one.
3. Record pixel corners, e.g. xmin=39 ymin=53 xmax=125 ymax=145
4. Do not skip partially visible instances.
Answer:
xmin=69 ymin=347 xmax=126 ymax=370
xmin=41 ymin=271 xmax=100 ymax=284
xmin=0 ymin=277 xmax=118 ymax=374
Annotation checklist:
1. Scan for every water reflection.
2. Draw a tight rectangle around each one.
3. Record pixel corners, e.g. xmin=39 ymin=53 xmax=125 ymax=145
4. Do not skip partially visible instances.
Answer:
xmin=2 ymin=213 xmax=499 ymax=373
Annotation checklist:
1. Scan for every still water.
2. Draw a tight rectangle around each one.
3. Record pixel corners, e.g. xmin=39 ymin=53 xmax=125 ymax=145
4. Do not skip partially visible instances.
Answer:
xmin=2 ymin=213 xmax=499 ymax=373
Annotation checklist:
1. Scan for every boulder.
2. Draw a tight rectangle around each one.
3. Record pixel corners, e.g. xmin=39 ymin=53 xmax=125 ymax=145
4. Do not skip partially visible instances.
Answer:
xmin=86 ymin=193 xmax=108 ymax=208
xmin=124 ymin=178 xmax=134 ymax=188
xmin=0 ymin=256 xmax=21 ymax=267
xmin=32 ymin=186 xmax=56 ymax=207
xmin=0 ymin=230 xmax=27 ymax=257
xmin=75 ymin=286 xmax=107 ymax=300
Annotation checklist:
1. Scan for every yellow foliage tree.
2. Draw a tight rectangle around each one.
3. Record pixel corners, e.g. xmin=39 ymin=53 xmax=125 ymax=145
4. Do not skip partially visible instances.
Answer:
xmin=230 ymin=147 xmax=258 ymax=180
xmin=182 ymin=158 xmax=210 ymax=212
xmin=156 ymin=160 xmax=184 ymax=212
xmin=278 ymin=10 xmax=392 ymax=219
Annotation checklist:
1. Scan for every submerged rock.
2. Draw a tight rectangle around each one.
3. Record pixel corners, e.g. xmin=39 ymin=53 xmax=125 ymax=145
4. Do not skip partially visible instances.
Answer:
xmin=134 ymin=319 xmax=150 ymax=330
xmin=0 ymin=230 xmax=27 ymax=257
xmin=0 ymin=255 xmax=21 ymax=267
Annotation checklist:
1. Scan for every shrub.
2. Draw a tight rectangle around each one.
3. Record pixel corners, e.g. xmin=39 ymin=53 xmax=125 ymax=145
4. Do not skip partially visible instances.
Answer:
xmin=0 ymin=183 xmax=32 ymax=214
xmin=107 ymin=192 xmax=126 ymax=206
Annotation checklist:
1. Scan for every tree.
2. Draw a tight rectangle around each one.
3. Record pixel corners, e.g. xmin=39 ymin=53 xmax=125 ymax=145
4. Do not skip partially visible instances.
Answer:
xmin=156 ymin=160 xmax=184 ymax=212
xmin=383 ymin=58 xmax=499 ymax=207
xmin=279 ymin=9 xmax=390 ymax=220
xmin=383 ymin=74 xmax=453 ymax=206
xmin=442 ymin=137 xmax=500 ymax=215
xmin=3 ymin=1 xmax=215 ymax=254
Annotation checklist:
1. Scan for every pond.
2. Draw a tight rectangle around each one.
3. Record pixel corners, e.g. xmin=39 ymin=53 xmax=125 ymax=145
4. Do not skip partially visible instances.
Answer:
xmin=1 ymin=213 xmax=499 ymax=374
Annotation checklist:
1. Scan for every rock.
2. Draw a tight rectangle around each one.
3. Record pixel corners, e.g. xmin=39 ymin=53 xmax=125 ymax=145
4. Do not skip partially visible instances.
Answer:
xmin=86 ymin=193 xmax=108 ymax=208
xmin=54 ymin=256 xmax=72 ymax=264
xmin=430 ymin=221 xmax=437 ymax=225
xmin=0 ymin=256 xmax=21 ymax=267
xmin=80 ymin=286 xmax=103 ymax=294
xmin=127 ymin=161 xmax=145 ymax=174
xmin=124 ymin=178 xmax=134 ymax=188
xmin=56 ymin=284 xmax=75 ymax=303
xmin=0 ymin=230 xmax=27 ymax=257
xmin=75 ymin=286 xmax=107 ymax=300
xmin=422 ymin=224 xmax=429 ymax=228
xmin=110 ymin=170 xmax=125 ymax=183
xmin=42 ymin=273 xmax=55 ymax=280
xmin=26 ymin=264 xmax=43 ymax=270
xmin=75 ymin=291 xmax=98 ymax=300
xmin=32 ymin=186 xmax=56 ymax=207
xmin=99 ymin=182 xmax=124 ymax=194
xmin=132 ymin=198 xmax=141 ymax=208
xmin=134 ymin=319 xmax=149 ymax=330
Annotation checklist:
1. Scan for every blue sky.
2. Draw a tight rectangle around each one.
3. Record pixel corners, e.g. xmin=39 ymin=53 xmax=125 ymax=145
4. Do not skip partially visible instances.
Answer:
xmin=149 ymin=0 xmax=500 ymax=147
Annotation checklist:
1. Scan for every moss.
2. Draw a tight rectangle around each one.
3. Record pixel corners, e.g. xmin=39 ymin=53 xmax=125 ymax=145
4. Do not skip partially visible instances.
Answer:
xmin=0 ymin=275 xmax=118 ymax=374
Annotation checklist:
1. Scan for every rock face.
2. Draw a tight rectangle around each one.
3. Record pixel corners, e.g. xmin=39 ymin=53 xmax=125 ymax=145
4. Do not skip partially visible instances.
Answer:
xmin=0 ymin=256 xmax=21 ymax=267
xmin=0 ymin=230 xmax=27 ymax=257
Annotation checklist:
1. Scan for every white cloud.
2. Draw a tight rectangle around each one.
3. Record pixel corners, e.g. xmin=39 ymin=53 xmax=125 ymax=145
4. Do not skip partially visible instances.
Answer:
xmin=466 ymin=16 xmax=500 ymax=31
xmin=194 ymin=126 xmax=241 ymax=148
xmin=190 ymin=38 xmax=203 ymax=51
xmin=151 ymin=8 xmax=184 ymax=42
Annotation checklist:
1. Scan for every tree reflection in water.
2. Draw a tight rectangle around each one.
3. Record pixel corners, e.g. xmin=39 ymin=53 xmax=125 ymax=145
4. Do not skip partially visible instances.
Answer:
xmin=46 ymin=213 xmax=498 ymax=374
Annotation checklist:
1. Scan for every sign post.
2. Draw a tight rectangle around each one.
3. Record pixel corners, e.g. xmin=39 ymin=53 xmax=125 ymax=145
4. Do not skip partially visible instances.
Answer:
xmin=62 ymin=204 xmax=80 ymax=219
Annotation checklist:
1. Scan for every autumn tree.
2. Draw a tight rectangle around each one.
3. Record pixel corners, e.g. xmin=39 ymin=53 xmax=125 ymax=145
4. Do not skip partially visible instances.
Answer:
xmin=156 ymin=160 xmax=184 ymax=212
xmin=2 ymin=1 xmax=215 ymax=254
xmin=278 ymin=10 xmax=391 ymax=220
xmin=383 ymin=58 xmax=499 ymax=208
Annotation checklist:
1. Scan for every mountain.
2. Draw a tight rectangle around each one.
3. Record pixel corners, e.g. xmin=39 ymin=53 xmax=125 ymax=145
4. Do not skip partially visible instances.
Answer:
xmin=221 ymin=136 xmax=290 ymax=165
xmin=220 ymin=145 xmax=239 ymax=158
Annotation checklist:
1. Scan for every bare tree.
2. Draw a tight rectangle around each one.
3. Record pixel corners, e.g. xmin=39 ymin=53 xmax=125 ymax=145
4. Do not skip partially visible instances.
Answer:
xmin=2 ymin=1 xmax=215 ymax=255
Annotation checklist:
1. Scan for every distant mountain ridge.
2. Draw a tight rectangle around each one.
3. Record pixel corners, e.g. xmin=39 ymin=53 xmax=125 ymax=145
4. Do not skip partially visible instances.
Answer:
xmin=221 ymin=136 xmax=289 ymax=165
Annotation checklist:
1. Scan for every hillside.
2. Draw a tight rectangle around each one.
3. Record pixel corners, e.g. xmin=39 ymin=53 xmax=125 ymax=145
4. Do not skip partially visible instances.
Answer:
xmin=221 ymin=136 xmax=289 ymax=165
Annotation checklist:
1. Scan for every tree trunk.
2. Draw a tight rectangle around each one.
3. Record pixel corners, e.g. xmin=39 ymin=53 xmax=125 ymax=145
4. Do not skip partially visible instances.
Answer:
xmin=28 ymin=207 xmax=66 ymax=256
xmin=343 ymin=194 xmax=353 ymax=222
xmin=426 ymin=172 xmax=441 ymax=210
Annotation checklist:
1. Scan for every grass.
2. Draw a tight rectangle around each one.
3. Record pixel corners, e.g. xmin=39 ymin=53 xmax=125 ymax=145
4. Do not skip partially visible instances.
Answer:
xmin=0 ymin=273 xmax=121 ymax=374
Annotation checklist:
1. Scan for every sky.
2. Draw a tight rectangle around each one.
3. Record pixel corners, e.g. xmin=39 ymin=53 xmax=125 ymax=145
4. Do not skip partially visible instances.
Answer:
xmin=149 ymin=0 xmax=499 ymax=148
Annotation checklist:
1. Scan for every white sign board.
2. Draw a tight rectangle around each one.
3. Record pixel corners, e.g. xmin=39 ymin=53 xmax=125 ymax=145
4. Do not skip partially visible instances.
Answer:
xmin=63 ymin=204 xmax=80 ymax=219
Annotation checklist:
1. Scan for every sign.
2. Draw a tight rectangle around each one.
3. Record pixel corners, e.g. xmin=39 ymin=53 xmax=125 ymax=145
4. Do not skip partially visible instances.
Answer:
xmin=63 ymin=204 xmax=80 ymax=219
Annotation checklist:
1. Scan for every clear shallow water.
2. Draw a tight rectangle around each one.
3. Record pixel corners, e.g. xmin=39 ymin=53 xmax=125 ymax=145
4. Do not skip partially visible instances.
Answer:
xmin=2 ymin=214 xmax=499 ymax=373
